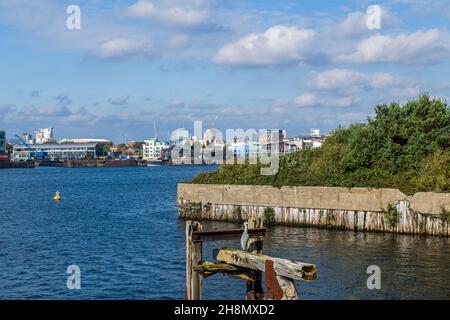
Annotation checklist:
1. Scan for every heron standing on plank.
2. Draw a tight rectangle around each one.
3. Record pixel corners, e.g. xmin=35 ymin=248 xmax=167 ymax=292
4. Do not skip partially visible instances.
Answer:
xmin=240 ymin=222 xmax=250 ymax=251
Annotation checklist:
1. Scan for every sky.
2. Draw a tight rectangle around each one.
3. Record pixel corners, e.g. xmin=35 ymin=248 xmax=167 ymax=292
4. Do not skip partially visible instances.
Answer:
xmin=0 ymin=0 xmax=450 ymax=142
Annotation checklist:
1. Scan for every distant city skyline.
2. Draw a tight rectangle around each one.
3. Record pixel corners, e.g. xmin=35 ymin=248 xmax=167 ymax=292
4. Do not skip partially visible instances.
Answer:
xmin=1 ymin=0 xmax=450 ymax=141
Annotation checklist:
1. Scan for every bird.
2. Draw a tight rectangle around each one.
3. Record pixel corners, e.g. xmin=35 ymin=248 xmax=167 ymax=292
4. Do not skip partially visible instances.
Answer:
xmin=240 ymin=222 xmax=249 ymax=251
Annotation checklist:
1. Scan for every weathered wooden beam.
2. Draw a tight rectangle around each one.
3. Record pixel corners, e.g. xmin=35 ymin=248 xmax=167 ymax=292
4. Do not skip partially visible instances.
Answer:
xmin=214 ymin=248 xmax=317 ymax=281
xmin=195 ymin=261 xmax=256 ymax=282
xmin=276 ymin=275 xmax=298 ymax=300
xmin=192 ymin=228 xmax=266 ymax=241
xmin=186 ymin=220 xmax=203 ymax=300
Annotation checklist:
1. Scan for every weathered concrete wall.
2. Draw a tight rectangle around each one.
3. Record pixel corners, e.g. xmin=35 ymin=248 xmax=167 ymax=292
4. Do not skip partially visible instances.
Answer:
xmin=177 ymin=184 xmax=450 ymax=237
xmin=409 ymin=192 xmax=450 ymax=215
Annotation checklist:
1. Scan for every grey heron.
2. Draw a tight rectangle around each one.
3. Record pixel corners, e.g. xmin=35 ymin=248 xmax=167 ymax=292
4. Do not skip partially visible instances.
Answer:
xmin=240 ymin=222 xmax=249 ymax=251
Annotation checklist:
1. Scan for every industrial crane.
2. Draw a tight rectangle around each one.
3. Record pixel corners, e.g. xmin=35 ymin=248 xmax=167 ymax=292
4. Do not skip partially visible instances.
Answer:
xmin=14 ymin=134 xmax=38 ymax=160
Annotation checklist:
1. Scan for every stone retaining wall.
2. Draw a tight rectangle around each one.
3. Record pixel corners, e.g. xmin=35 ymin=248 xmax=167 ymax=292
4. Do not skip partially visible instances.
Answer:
xmin=177 ymin=184 xmax=450 ymax=236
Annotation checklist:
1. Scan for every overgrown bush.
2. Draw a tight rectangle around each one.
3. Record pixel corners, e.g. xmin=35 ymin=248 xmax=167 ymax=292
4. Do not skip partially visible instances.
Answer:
xmin=441 ymin=207 xmax=450 ymax=222
xmin=233 ymin=205 xmax=242 ymax=221
xmin=191 ymin=94 xmax=450 ymax=195
xmin=263 ymin=207 xmax=275 ymax=225
xmin=382 ymin=203 xmax=399 ymax=227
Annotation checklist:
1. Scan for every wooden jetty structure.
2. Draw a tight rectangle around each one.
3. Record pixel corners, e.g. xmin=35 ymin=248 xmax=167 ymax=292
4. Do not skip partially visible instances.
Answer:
xmin=185 ymin=217 xmax=317 ymax=300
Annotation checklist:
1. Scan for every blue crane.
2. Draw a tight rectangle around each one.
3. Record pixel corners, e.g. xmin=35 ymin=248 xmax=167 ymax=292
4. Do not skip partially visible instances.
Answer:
xmin=14 ymin=134 xmax=38 ymax=159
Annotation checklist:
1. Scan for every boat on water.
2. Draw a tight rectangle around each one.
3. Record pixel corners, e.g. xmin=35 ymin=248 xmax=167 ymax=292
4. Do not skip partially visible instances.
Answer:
xmin=146 ymin=160 xmax=163 ymax=166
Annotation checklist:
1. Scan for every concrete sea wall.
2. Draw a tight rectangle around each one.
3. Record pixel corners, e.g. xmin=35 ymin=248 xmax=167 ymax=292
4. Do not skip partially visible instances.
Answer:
xmin=177 ymin=184 xmax=450 ymax=237
xmin=0 ymin=160 xmax=35 ymax=169
xmin=63 ymin=159 xmax=142 ymax=168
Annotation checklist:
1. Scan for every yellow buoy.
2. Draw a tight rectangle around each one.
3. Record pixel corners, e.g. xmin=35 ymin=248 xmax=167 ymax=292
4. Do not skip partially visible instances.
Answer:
xmin=53 ymin=191 xmax=61 ymax=201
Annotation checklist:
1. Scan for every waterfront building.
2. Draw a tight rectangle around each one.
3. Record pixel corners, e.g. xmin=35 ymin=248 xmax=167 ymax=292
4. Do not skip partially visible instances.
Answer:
xmin=287 ymin=137 xmax=305 ymax=152
xmin=288 ymin=129 xmax=326 ymax=151
xmin=35 ymin=128 xmax=54 ymax=144
xmin=257 ymin=129 xmax=287 ymax=155
xmin=59 ymin=138 xmax=111 ymax=144
xmin=204 ymin=128 xmax=224 ymax=145
xmin=143 ymin=139 xmax=169 ymax=160
xmin=13 ymin=143 xmax=103 ymax=161
xmin=160 ymin=145 xmax=174 ymax=161
xmin=310 ymin=128 xmax=321 ymax=137
xmin=0 ymin=129 xmax=6 ymax=153
xmin=120 ymin=141 xmax=144 ymax=158
xmin=21 ymin=133 xmax=34 ymax=144
xmin=227 ymin=140 xmax=259 ymax=159
xmin=312 ymin=140 xmax=323 ymax=148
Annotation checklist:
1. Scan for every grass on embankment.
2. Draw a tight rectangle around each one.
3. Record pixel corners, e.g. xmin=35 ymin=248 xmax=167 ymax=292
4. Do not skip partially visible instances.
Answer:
xmin=191 ymin=94 xmax=450 ymax=195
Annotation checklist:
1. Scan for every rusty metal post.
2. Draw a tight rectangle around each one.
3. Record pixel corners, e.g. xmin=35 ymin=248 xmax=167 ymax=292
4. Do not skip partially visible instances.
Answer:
xmin=265 ymin=259 xmax=298 ymax=300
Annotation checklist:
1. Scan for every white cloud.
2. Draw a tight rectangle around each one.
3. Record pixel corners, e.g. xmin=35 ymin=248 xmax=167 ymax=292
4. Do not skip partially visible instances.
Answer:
xmin=99 ymin=38 xmax=154 ymax=59
xmin=338 ymin=12 xmax=370 ymax=37
xmin=18 ymin=105 xmax=96 ymax=123
xmin=165 ymin=34 xmax=190 ymax=49
xmin=211 ymin=8 xmax=401 ymax=68
xmin=293 ymin=93 xmax=317 ymax=107
xmin=391 ymin=86 xmax=421 ymax=98
xmin=338 ymin=7 xmax=399 ymax=38
xmin=0 ymin=104 xmax=16 ymax=119
xmin=125 ymin=0 xmax=209 ymax=27
xmin=108 ymin=96 xmax=130 ymax=105
xmin=0 ymin=1 xmax=194 ymax=61
xmin=213 ymin=25 xmax=316 ymax=66
xmin=325 ymin=96 xmax=359 ymax=107
xmin=30 ymin=91 xmax=41 ymax=99
xmin=337 ymin=29 xmax=450 ymax=64
xmin=279 ymin=93 xmax=358 ymax=108
xmin=126 ymin=0 xmax=155 ymax=17
xmin=55 ymin=95 xmax=73 ymax=107
xmin=307 ymin=69 xmax=408 ymax=93
xmin=167 ymin=99 xmax=185 ymax=109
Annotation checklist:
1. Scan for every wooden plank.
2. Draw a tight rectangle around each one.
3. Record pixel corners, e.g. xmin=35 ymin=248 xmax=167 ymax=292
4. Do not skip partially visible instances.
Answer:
xmin=215 ymin=248 xmax=317 ymax=281
xmin=192 ymin=228 xmax=266 ymax=241
xmin=186 ymin=220 xmax=203 ymax=300
xmin=195 ymin=261 xmax=255 ymax=282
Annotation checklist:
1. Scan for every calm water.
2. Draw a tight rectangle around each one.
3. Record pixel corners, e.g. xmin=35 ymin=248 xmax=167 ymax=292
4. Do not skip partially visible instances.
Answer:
xmin=0 ymin=166 xmax=449 ymax=300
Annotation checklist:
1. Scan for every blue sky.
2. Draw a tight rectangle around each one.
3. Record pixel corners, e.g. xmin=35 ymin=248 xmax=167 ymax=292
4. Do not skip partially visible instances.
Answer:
xmin=0 ymin=0 xmax=449 ymax=142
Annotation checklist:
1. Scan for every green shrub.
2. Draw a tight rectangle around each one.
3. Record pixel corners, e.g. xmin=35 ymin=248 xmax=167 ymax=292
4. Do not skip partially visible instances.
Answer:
xmin=233 ymin=205 xmax=242 ymax=221
xmin=325 ymin=210 xmax=336 ymax=225
xmin=263 ymin=207 xmax=275 ymax=225
xmin=383 ymin=203 xmax=399 ymax=227
xmin=440 ymin=207 xmax=450 ymax=222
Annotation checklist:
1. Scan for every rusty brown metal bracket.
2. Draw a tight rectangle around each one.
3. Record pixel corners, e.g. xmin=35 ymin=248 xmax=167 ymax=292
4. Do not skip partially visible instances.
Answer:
xmin=265 ymin=259 xmax=283 ymax=300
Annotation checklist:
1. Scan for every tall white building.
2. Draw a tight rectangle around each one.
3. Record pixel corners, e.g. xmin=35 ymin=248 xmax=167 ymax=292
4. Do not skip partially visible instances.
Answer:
xmin=21 ymin=133 xmax=34 ymax=144
xmin=257 ymin=129 xmax=287 ymax=155
xmin=310 ymin=128 xmax=321 ymax=137
xmin=35 ymin=128 xmax=54 ymax=144
xmin=143 ymin=139 xmax=168 ymax=160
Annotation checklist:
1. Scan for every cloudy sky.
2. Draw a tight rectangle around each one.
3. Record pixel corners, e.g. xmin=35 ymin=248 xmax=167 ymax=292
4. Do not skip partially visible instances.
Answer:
xmin=1 ymin=0 xmax=449 ymax=142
